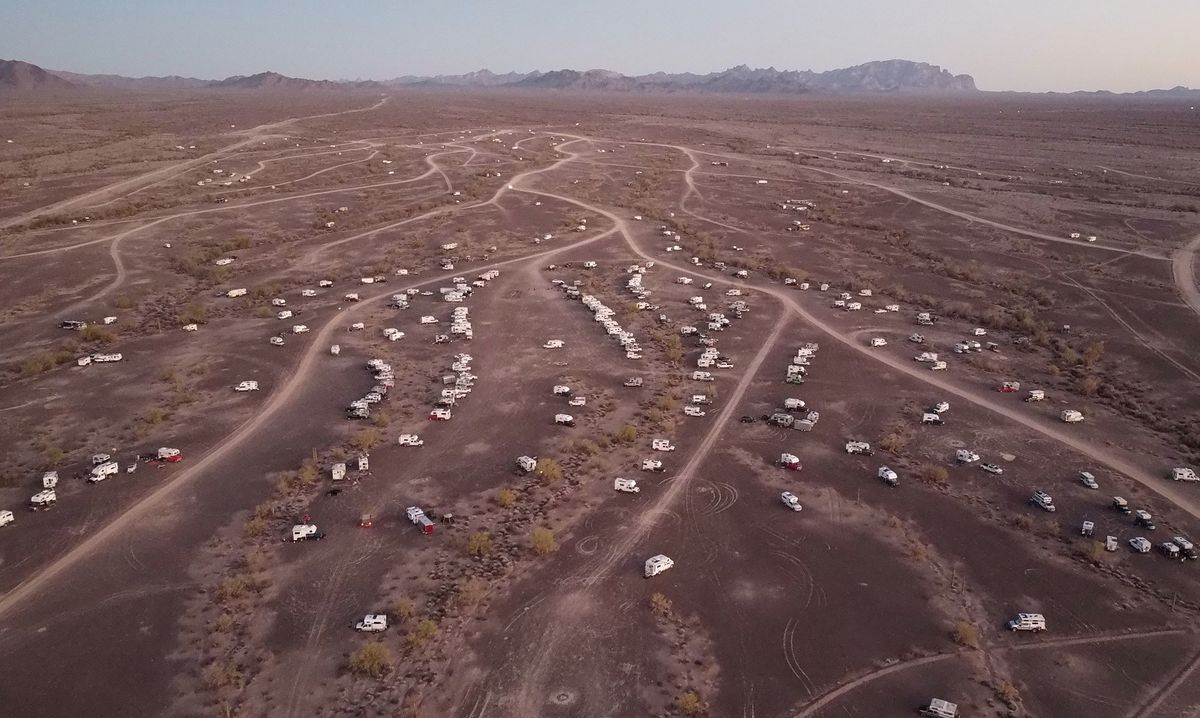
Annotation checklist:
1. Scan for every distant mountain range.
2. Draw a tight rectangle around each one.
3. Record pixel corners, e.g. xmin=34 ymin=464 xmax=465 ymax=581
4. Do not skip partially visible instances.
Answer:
xmin=1 ymin=57 xmax=1196 ymax=97
xmin=210 ymin=71 xmax=383 ymax=91
xmin=1 ymin=59 xmax=76 ymax=90
xmin=388 ymin=60 xmax=978 ymax=93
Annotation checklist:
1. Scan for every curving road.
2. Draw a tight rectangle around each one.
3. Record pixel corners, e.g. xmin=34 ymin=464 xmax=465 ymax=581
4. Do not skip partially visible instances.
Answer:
xmin=0 ymin=97 xmax=390 ymax=231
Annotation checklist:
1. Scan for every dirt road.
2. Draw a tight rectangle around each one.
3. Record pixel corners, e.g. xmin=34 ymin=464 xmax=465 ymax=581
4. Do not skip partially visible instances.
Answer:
xmin=560 ymin=135 xmax=1200 ymax=522
xmin=1172 ymin=232 xmax=1200 ymax=321
xmin=0 ymin=217 xmax=611 ymax=625
xmin=0 ymin=97 xmax=389 ymax=231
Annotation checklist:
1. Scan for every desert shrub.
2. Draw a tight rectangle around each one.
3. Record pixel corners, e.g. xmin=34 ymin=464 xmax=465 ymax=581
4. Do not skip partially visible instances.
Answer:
xmin=215 ymin=575 xmax=252 ymax=603
xmin=676 ymin=691 xmax=703 ymax=716
xmin=40 ymin=445 xmax=65 ymax=467
xmin=242 ymin=516 xmax=268 ymax=539
xmin=495 ymin=488 xmax=516 ymax=508
xmin=650 ymin=592 xmax=673 ymax=616
xmin=18 ymin=355 xmax=55 ymax=377
xmin=211 ymin=612 xmax=236 ymax=633
xmin=457 ymin=578 xmax=486 ymax=607
xmin=1081 ymin=541 xmax=1107 ymax=563
xmin=1076 ymin=375 xmax=1101 ymax=396
xmin=536 ymin=457 xmax=562 ymax=483
xmin=351 ymin=428 xmax=379 ymax=451
xmin=466 ymin=530 xmax=493 ymax=557
xmin=297 ymin=459 xmax=318 ymax=485
xmin=80 ymin=325 xmax=115 ymax=345
xmin=405 ymin=619 xmax=438 ymax=652
xmin=348 ymin=641 xmax=394 ymax=678
xmin=660 ymin=334 xmax=684 ymax=364
xmin=952 ymin=621 xmax=980 ymax=649
xmin=180 ymin=303 xmax=206 ymax=324
xmin=203 ymin=660 xmax=245 ymax=691
xmin=574 ymin=439 xmax=600 ymax=456
xmin=530 ymin=527 xmax=558 ymax=556
xmin=614 ymin=424 xmax=638 ymax=443
xmin=993 ymin=680 xmax=1020 ymax=709
xmin=923 ymin=465 xmax=949 ymax=484
xmin=391 ymin=598 xmax=417 ymax=623
xmin=879 ymin=431 xmax=908 ymax=455
xmin=112 ymin=295 xmax=134 ymax=309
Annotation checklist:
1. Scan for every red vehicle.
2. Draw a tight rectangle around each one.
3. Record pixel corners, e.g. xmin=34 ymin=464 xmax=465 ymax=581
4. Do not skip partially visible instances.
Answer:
xmin=998 ymin=381 xmax=1020 ymax=393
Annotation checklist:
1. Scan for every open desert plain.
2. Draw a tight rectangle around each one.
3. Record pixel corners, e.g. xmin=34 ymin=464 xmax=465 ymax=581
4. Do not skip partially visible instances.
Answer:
xmin=0 ymin=89 xmax=1199 ymax=718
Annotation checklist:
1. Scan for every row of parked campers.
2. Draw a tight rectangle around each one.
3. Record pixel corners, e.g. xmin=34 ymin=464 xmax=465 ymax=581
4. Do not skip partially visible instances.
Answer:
xmin=557 ymin=284 xmax=642 ymax=359
xmin=77 ymin=352 xmax=124 ymax=366
xmin=431 ymin=353 xmax=475 ymax=420
xmin=449 ymin=306 xmax=473 ymax=338
xmin=348 ymin=359 xmax=395 ymax=419
xmin=786 ymin=342 xmax=819 ymax=384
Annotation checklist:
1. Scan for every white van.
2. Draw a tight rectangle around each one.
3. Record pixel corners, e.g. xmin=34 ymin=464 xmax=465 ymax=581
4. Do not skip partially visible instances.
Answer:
xmin=0 ymin=510 xmax=14 ymax=527
xmin=614 ymin=478 xmax=640 ymax=493
xmin=1007 ymin=613 xmax=1046 ymax=632
xmin=355 ymin=614 xmax=388 ymax=632
xmin=644 ymin=554 xmax=674 ymax=578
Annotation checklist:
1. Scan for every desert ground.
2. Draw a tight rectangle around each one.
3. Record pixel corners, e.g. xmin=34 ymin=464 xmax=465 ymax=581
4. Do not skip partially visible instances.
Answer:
xmin=0 ymin=89 xmax=1198 ymax=718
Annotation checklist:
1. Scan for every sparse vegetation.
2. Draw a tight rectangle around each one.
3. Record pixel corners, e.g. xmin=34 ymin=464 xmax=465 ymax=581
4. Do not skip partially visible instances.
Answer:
xmin=203 ymin=660 xmax=245 ymax=691
xmin=79 ymin=325 xmax=115 ymax=345
xmin=952 ymin=621 xmax=981 ymax=649
xmin=180 ymin=302 xmax=206 ymax=324
xmin=530 ymin=527 xmax=558 ymax=556
xmin=350 ymin=428 xmax=379 ymax=451
xmin=457 ymin=578 xmax=487 ymax=607
xmin=495 ymin=487 xmax=516 ymax=508
xmin=650 ymin=592 xmax=673 ymax=616
xmin=614 ymin=424 xmax=638 ymax=443
xmin=536 ymin=457 xmax=563 ymax=483
xmin=676 ymin=690 xmax=703 ymax=716
xmin=993 ymin=679 xmax=1021 ymax=710
xmin=405 ymin=619 xmax=439 ymax=652
xmin=391 ymin=598 xmax=417 ymax=623
xmin=1082 ymin=541 xmax=1107 ymax=563
xmin=348 ymin=641 xmax=394 ymax=678
xmin=40 ymin=445 xmax=66 ymax=468
xmin=466 ymin=530 xmax=493 ymax=557
xmin=923 ymin=465 xmax=950 ymax=484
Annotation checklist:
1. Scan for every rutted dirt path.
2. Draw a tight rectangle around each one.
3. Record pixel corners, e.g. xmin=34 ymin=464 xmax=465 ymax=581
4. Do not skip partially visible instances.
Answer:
xmin=0 ymin=97 xmax=390 ymax=231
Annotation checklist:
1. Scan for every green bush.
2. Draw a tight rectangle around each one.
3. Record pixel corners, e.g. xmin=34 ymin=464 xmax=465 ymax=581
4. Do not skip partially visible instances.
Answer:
xmin=495 ymin=488 xmax=516 ymax=508
xmin=530 ymin=527 xmax=558 ymax=556
xmin=676 ymin=691 xmax=702 ymax=716
xmin=348 ymin=641 xmax=394 ymax=678
xmin=466 ymin=530 xmax=493 ymax=557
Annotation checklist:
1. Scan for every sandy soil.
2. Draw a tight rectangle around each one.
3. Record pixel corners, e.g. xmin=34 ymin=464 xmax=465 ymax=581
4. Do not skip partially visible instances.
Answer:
xmin=0 ymin=90 xmax=1198 ymax=718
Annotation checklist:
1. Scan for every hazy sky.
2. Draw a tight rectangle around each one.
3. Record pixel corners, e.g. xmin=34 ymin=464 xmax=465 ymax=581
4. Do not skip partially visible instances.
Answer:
xmin=2 ymin=0 xmax=1197 ymax=92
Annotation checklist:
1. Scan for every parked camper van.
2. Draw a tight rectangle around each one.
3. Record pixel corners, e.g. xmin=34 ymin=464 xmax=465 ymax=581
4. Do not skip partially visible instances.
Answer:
xmin=644 ymin=554 xmax=674 ymax=578
xmin=1007 ymin=613 xmax=1046 ymax=632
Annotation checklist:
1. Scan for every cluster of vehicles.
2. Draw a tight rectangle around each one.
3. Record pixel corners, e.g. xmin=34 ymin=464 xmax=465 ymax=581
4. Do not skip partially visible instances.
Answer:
xmin=430 ymin=353 xmax=476 ymax=421
xmin=2 ymin=448 xmax=183 ymax=525
xmin=553 ymin=269 xmax=645 ymax=360
xmin=551 ymin=384 xmax=580 ymax=427
xmin=347 ymin=358 xmax=395 ymax=420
